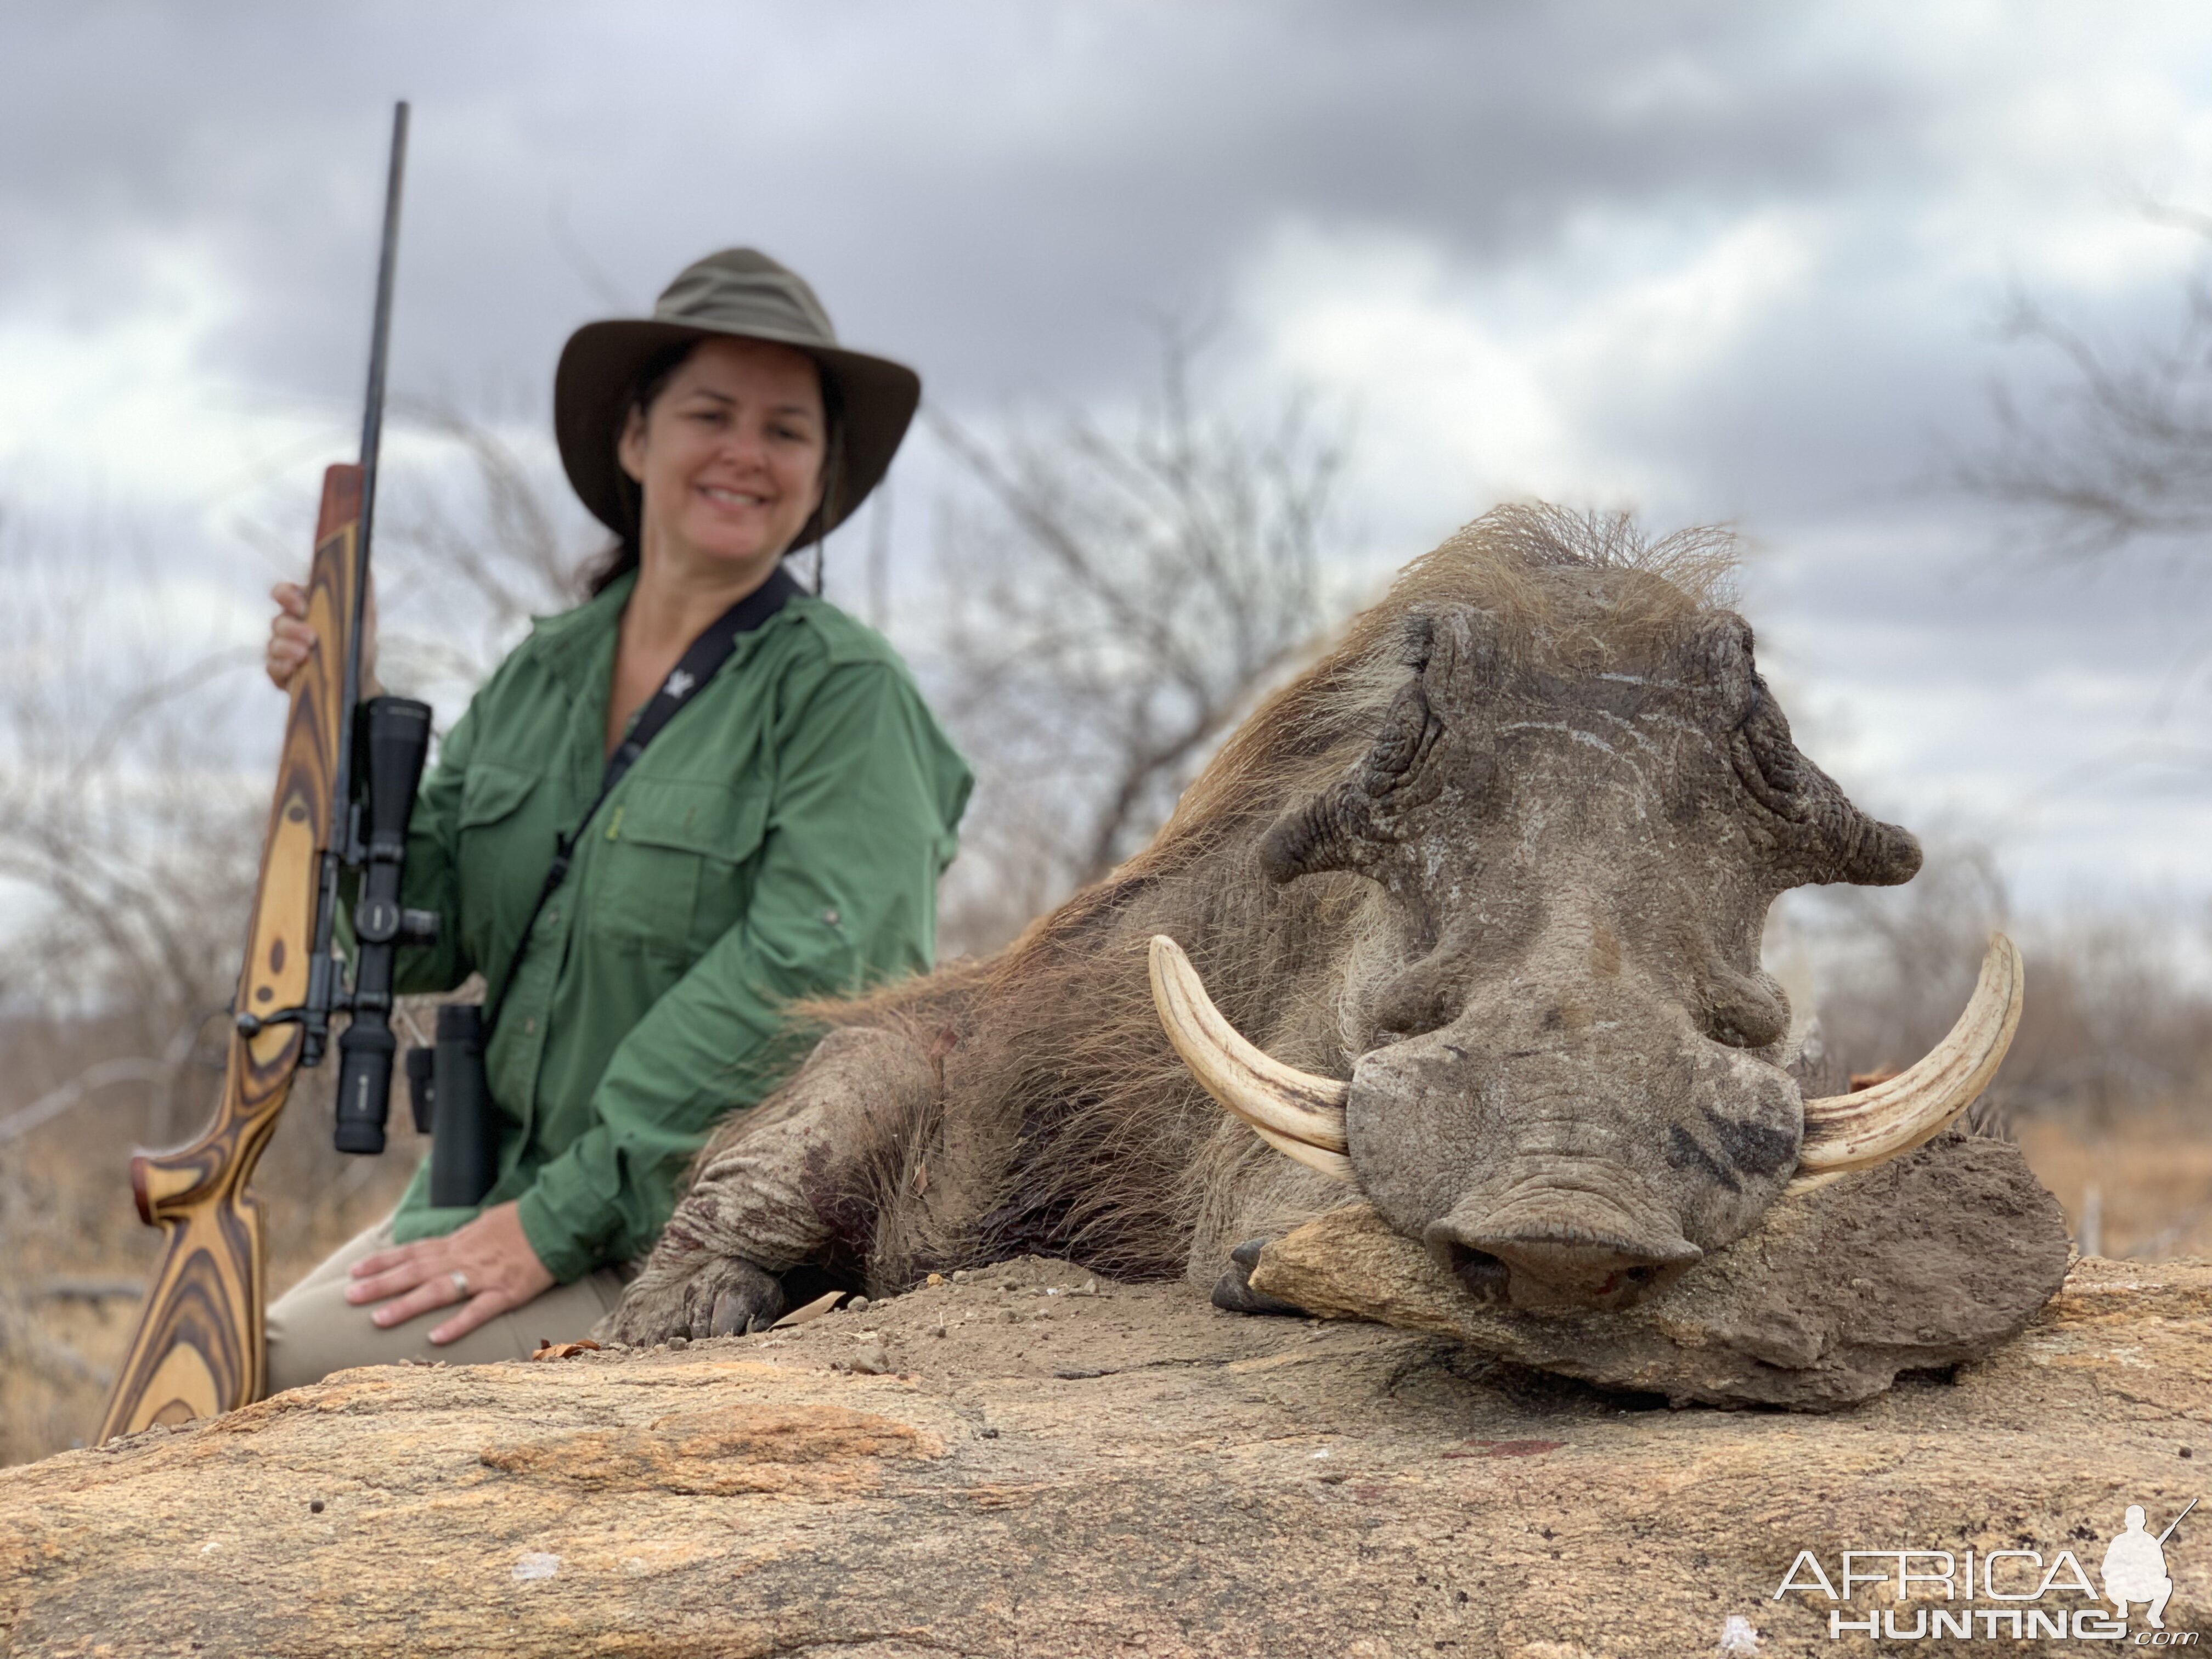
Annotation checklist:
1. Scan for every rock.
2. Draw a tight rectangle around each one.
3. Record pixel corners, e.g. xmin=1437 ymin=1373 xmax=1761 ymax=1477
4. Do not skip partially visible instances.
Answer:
xmin=849 ymin=1342 xmax=892 ymax=1376
xmin=1251 ymin=1135 xmax=2072 ymax=1409
xmin=1 ymin=1240 xmax=2202 ymax=1656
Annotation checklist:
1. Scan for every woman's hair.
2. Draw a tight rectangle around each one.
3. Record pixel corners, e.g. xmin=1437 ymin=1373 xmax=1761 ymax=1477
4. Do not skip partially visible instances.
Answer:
xmin=580 ymin=339 xmax=844 ymax=597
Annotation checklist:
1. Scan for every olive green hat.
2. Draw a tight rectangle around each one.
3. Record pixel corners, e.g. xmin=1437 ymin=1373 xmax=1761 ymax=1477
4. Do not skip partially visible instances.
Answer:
xmin=554 ymin=247 xmax=921 ymax=548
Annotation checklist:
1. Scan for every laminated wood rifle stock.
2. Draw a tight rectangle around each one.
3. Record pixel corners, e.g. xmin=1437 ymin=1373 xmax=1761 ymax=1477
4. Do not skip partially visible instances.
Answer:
xmin=97 ymin=103 xmax=413 ymax=1441
xmin=97 ymin=471 xmax=366 ymax=1437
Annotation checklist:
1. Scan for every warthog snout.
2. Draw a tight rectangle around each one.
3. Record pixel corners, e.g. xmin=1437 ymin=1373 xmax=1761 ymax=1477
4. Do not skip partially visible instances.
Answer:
xmin=1424 ymin=1181 xmax=1703 ymax=1310
xmin=1149 ymin=930 xmax=2025 ymax=1311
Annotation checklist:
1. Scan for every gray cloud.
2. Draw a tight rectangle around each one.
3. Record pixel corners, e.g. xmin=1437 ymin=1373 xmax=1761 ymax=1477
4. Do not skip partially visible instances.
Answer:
xmin=0 ymin=3 xmax=1957 ymax=403
xmin=3 ymin=0 xmax=2210 ymax=909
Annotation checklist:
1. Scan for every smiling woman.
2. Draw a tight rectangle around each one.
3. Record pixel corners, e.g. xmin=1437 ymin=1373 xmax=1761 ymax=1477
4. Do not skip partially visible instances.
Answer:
xmin=598 ymin=336 xmax=835 ymax=755
xmin=257 ymin=249 xmax=971 ymax=1387
xmin=624 ymin=339 xmax=827 ymax=562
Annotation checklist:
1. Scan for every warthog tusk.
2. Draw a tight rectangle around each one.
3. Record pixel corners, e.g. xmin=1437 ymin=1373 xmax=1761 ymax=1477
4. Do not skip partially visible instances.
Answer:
xmin=1154 ymin=930 xmax=2021 ymax=1194
xmin=1795 ymin=931 xmax=2024 ymax=1180
xmin=1148 ymin=935 xmax=1356 ymax=1183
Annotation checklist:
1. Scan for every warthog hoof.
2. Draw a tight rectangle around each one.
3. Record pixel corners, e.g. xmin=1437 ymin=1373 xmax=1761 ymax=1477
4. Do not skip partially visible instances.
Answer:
xmin=602 ymin=1255 xmax=786 ymax=1346
xmin=1212 ymin=1238 xmax=1310 ymax=1317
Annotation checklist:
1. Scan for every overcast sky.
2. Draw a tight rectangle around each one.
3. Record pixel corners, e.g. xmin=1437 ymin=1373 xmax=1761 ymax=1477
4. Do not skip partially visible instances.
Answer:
xmin=4 ymin=0 xmax=2211 ymax=919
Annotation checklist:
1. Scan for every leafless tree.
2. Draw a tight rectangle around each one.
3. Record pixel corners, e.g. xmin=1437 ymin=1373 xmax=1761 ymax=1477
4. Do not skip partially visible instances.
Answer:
xmin=228 ymin=401 xmax=596 ymax=716
xmin=1778 ymin=839 xmax=2011 ymax=1085
xmin=926 ymin=331 xmax=1351 ymax=950
xmin=1958 ymin=270 xmax=2212 ymax=565
xmin=0 ymin=512 xmax=264 ymax=1142
xmin=1780 ymin=832 xmax=2212 ymax=1127
xmin=373 ymin=402 xmax=596 ymax=701
xmin=1953 ymin=207 xmax=2212 ymax=784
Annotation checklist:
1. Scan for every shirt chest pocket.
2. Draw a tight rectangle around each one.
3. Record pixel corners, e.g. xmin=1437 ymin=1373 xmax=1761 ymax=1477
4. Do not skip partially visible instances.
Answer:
xmin=590 ymin=777 xmax=770 ymax=964
xmin=455 ymin=763 xmax=548 ymax=955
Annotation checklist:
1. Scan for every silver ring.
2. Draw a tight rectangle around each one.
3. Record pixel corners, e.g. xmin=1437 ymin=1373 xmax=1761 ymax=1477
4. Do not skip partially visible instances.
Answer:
xmin=449 ymin=1269 xmax=471 ymax=1299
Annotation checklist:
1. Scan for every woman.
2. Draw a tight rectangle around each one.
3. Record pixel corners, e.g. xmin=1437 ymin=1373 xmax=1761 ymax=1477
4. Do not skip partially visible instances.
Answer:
xmin=260 ymin=249 xmax=970 ymax=1387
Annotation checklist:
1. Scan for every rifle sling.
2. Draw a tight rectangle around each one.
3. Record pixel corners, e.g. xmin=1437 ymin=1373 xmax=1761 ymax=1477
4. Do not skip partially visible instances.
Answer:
xmin=480 ymin=565 xmax=800 ymax=1039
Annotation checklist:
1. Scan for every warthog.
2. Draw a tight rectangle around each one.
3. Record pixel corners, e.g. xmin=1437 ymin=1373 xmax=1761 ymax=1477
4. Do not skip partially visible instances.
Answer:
xmin=607 ymin=506 xmax=2020 ymax=1342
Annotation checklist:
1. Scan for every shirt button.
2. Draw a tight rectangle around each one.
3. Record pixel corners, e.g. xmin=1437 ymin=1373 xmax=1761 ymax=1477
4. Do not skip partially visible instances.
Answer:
xmin=523 ymin=1017 xmax=538 ymax=1035
xmin=822 ymin=907 xmax=840 ymax=927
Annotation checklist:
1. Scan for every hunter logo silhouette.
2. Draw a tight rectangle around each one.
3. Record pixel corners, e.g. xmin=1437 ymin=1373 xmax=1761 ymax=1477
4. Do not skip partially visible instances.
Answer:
xmin=2103 ymin=1498 xmax=2195 ymax=1630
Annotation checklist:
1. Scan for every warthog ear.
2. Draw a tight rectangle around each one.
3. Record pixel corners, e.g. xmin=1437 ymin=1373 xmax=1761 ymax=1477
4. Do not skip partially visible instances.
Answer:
xmin=1260 ymin=607 xmax=1498 ymax=884
xmin=1259 ymin=670 xmax=1446 ymax=881
xmin=1696 ymin=613 xmax=1922 ymax=888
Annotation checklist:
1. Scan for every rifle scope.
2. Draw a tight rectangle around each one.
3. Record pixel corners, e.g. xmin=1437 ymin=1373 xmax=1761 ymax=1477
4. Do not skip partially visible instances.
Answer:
xmin=332 ymin=695 xmax=439 ymax=1154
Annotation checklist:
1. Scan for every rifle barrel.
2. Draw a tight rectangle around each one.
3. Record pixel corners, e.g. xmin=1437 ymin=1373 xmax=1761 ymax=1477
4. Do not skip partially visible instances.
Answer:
xmin=356 ymin=100 xmax=409 ymax=588
xmin=314 ymin=100 xmax=409 ymax=975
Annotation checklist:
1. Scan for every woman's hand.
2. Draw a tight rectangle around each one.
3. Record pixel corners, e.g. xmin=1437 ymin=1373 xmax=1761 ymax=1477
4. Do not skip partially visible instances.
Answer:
xmin=265 ymin=579 xmax=380 ymax=694
xmin=344 ymin=1201 xmax=556 ymax=1345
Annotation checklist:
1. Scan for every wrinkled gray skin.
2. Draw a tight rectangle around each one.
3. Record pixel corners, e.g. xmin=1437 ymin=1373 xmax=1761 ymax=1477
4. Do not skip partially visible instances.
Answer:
xmin=607 ymin=546 xmax=1922 ymax=1346
xmin=1260 ymin=600 xmax=1918 ymax=1307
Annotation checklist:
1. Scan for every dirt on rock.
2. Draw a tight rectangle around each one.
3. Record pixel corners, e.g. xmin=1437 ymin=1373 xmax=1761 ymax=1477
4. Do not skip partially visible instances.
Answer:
xmin=1 ymin=1251 xmax=2206 ymax=1657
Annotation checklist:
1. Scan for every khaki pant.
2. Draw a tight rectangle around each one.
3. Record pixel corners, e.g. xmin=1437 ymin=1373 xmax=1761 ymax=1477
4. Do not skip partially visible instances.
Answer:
xmin=262 ymin=1215 xmax=631 ymax=1395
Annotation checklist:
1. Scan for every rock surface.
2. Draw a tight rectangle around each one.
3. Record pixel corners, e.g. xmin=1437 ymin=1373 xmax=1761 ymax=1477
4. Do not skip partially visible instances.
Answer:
xmin=2 ymin=1251 xmax=2206 ymax=1658
xmin=1251 ymin=1136 xmax=2074 ymax=1409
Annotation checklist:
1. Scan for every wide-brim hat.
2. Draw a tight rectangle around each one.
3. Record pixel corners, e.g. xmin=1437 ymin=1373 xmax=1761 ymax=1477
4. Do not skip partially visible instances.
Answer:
xmin=555 ymin=247 xmax=921 ymax=548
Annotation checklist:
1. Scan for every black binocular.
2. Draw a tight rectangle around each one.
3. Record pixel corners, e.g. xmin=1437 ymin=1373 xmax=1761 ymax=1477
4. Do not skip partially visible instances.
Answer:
xmin=403 ymin=1005 xmax=499 ymax=1207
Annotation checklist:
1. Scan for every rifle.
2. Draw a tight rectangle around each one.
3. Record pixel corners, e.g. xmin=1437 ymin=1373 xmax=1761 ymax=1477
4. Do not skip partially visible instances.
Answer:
xmin=97 ymin=103 xmax=435 ymax=1440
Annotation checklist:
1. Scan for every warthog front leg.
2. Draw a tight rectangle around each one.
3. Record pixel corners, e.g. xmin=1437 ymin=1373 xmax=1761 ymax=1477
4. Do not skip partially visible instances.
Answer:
xmin=602 ymin=1026 xmax=936 ymax=1345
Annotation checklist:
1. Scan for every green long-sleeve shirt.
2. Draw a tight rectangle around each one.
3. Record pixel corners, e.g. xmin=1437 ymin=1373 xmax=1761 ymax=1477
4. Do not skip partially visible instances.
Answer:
xmin=385 ymin=568 xmax=971 ymax=1283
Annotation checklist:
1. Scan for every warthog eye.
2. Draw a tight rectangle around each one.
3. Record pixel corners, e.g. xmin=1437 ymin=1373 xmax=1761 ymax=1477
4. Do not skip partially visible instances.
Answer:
xmin=1367 ymin=957 xmax=1464 ymax=1042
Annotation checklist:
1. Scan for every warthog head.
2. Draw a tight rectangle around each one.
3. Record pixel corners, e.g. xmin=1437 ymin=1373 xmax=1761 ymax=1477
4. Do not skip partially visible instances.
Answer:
xmin=1150 ymin=520 xmax=2020 ymax=1310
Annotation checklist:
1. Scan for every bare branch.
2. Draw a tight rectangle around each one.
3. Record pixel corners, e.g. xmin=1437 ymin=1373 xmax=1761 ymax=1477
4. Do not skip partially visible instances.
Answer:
xmin=926 ymin=330 xmax=1350 ymax=945
xmin=1959 ymin=272 xmax=2212 ymax=565
xmin=0 ymin=1057 xmax=173 ymax=1144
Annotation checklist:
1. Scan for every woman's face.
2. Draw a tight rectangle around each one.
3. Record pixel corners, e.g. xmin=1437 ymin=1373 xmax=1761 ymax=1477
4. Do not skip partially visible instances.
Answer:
xmin=617 ymin=336 xmax=827 ymax=578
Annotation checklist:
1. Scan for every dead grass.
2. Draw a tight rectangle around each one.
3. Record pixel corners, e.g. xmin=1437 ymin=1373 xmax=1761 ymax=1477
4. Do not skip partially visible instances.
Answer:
xmin=0 ymin=1056 xmax=417 ymax=1466
xmin=2013 ymin=1100 xmax=2212 ymax=1261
